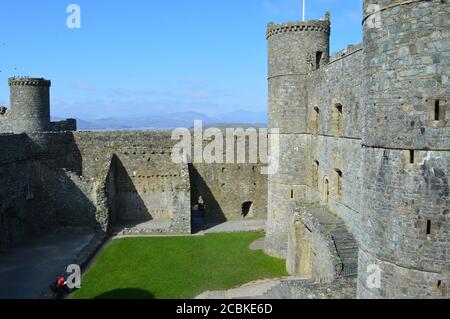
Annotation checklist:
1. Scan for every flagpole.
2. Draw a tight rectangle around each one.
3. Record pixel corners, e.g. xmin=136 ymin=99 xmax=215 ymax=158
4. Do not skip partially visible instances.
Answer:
xmin=302 ymin=0 xmax=305 ymax=21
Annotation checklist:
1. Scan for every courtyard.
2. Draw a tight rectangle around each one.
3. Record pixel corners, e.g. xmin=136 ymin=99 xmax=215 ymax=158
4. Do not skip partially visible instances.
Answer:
xmin=70 ymin=232 xmax=287 ymax=299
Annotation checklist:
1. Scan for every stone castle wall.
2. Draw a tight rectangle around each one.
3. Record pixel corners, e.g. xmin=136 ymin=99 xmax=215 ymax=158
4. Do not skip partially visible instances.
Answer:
xmin=267 ymin=0 xmax=449 ymax=299
xmin=358 ymin=0 xmax=449 ymax=299
xmin=307 ymin=45 xmax=365 ymax=241
xmin=0 ymin=128 xmax=268 ymax=251
xmin=265 ymin=18 xmax=331 ymax=258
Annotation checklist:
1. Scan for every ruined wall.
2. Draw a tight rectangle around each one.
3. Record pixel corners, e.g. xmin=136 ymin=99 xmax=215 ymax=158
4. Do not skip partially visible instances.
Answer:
xmin=0 ymin=132 xmax=94 ymax=250
xmin=191 ymin=162 xmax=267 ymax=222
xmin=0 ymin=134 xmax=32 ymax=251
xmin=72 ymin=131 xmax=191 ymax=234
xmin=73 ymin=131 xmax=267 ymax=229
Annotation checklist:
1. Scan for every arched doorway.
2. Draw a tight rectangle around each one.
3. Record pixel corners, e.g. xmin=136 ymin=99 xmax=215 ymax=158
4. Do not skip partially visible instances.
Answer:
xmin=241 ymin=201 xmax=253 ymax=218
xmin=323 ymin=177 xmax=330 ymax=204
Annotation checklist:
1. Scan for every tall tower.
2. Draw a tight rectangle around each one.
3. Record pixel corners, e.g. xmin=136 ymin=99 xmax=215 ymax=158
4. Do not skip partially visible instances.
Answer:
xmin=359 ymin=0 xmax=449 ymax=298
xmin=265 ymin=17 xmax=330 ymax=258
xmin=8 ymin=77 xmax=51 ymax=133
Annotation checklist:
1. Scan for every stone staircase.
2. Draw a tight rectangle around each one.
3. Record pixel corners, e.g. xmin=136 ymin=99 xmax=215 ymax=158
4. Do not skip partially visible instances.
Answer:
xmin=300 ymin=204 xmax=359 ymax=280
xmin=327 ymin=223 xmax=359 ymax=278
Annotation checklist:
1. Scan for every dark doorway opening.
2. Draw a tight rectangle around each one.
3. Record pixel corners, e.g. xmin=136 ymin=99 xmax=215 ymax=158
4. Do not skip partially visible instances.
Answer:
xmin=316 ymin=51 xmax=323 ymax=70
xmin=192 ymin=196 xmax=206 ymax=225
xmin=241 ymin=201 xmax=253 ymax=218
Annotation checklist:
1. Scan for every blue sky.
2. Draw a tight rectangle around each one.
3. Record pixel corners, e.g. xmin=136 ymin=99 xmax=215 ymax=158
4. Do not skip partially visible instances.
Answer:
xmin=0 ymin=0 xmax=363 ymax=120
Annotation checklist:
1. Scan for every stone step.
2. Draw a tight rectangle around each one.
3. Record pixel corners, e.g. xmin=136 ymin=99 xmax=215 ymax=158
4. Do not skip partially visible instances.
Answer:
xmin=331 ymin=234 xmax=355 ymax=241
xmin=336 ymin=246 xmax=358 ymax=252
xmin=339 ymin=254 xmax=358 ymax=262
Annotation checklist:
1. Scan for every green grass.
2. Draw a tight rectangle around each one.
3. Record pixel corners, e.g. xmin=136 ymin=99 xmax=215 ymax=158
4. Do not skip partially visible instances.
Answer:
xmin=70 ymin=232 xmax=287 ymax=299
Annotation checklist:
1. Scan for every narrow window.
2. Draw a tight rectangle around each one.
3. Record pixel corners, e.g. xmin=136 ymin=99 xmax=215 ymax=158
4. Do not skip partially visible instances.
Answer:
xmin=426 ymin=220 xmax=432 ymax=236
xmin=409 ymin=150 xmax=415 ymax=164
xmin=311 ymin=107 xmax=319 ymax=132
xmin=312 ymin=161 xmax=319 ymax=188
xmin=334 ymin=169 xmax=343 ymax=197
xmin=290 ymin=189 xmax=294 ymax=199
xmin=316 ymin=51 xmax=323 ymax=70
xmin=435 ymin=100 xmax=440 ymax=121
xmin=333 ymin=104 xmax=343 ymax=136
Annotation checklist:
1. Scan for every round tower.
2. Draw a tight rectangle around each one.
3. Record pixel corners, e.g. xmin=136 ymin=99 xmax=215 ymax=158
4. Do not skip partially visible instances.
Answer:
xmin=8 ymin=77 xmax=51 ymax=133
xmin=264 ymin=16 xmax=330 ymax=258
xmin=359 ymin=0 xmax=449 ymax=298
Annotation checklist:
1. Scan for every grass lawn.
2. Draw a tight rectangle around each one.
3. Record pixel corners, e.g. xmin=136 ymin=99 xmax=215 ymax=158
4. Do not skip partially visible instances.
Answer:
xmin=70 ymin=232 xmax=287 ymax=299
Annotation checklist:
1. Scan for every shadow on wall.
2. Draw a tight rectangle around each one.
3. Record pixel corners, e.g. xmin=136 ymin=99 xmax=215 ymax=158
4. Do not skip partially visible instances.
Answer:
xmin=28 ymin=133 xmax=97 ymax=234
xmin=0 ymin=132 xmax=97 ymax=250
xmin=113 ymin=156 xmax=152 ymax=223
xmin=34 ymin=164 xmax=99 ymax=234
xmin=189 ymin=164 xmax=227 ymax=224
xmin=0 ymin=207 xmax=22 ymax=253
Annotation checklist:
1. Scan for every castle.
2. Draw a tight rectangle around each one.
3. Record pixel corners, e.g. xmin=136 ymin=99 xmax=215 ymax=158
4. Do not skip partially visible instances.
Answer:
xmin=264 ymin=0 xmax=449 ymax=298
xmin=0 ymin=0 xmax=448 ymax=299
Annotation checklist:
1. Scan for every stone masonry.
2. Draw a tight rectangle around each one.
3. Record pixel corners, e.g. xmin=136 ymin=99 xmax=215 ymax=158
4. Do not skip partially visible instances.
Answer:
xmin=265 ymin=0 xmax=449 ymax=299
xmin=0 ymin=0 xmax=448 ymax=300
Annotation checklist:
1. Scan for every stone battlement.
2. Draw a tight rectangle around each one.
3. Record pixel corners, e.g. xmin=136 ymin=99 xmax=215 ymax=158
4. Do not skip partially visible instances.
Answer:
xmin=8 ymin=77 xmax=51 ymax=87
xmin=266 ymin=20 xmax=330 ymax=39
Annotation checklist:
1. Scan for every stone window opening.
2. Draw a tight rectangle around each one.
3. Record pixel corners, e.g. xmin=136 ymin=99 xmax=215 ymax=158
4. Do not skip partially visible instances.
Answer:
xmin=428 ymin=98 xmax=446 ymax=126
xmin=290 ymin=189 xmax=294 ymax=199
xmin=426 ymin=220 xmax=432 ymax=237
xmin=323 ymin=177 xmax=330 ymax=204
xmin=434 ymin=100 xmax=440 ymax=121
xmin=332 ymin=103 xmax=343 ymax=136
xmin=334 ymin=169 xmax=343 ymax=198
xmin=438 ymin=280 xmax=448 ymax=297
xmin=312 ymin=160 xmax=319 ymax=188
xmin=316 ymin=51 xmax=323 ymax=70
xmin=311 ymin=107 xmax=319 ymax=133
xmin=242 ymin=201 xmax=253 ymax=218
xmin=409 ymin=150 xmax=415 ymax=164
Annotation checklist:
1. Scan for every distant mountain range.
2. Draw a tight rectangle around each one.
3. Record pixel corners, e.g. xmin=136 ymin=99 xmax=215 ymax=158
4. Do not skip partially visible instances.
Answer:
xmin=53 ymin=110 xmax=268 ymax=131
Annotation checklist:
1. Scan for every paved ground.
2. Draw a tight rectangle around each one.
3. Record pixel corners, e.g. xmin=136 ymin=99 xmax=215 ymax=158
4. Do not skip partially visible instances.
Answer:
xmin=113 ymin=218 xmax=266 ymax=236
xmin=249 ymin=238 xmax=265 ymax=251
xmin=0 ymin=233 xmax=93 ymax=299
xmin=195 ymin=277 xmax=357 ymax=299
xmin=203 ymin=220 xmax=266 ymax=234
xmin=112 ymin=220 xmax=172 ymax=235
xmin=195 ymin=279 xmax=282 ymax=299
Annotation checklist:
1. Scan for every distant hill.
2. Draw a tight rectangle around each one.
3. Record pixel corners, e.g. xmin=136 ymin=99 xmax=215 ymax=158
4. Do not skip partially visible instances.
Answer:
xmin=53 ymin=110 xmax=268 ymax=131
